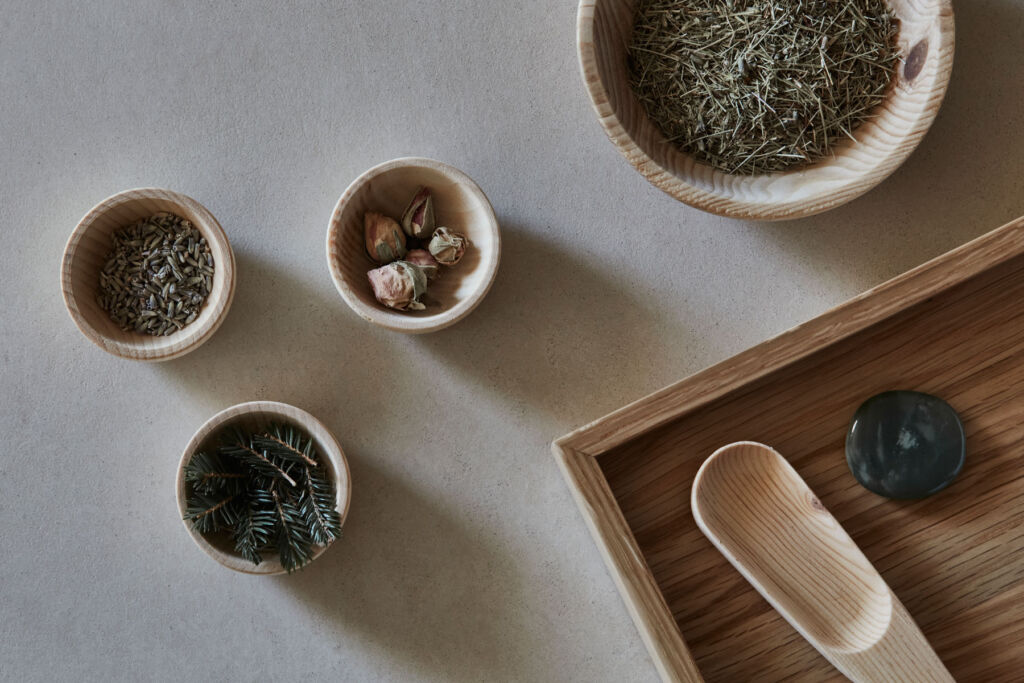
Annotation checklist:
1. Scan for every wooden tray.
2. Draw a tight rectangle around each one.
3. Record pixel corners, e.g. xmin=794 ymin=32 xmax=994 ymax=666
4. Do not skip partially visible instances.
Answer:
xmin=553 ymin=216 xmax=1024 ymax=682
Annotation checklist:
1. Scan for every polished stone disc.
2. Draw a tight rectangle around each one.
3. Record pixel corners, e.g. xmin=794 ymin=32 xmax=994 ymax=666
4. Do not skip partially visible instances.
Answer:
xmin=845 ymin=390 xmax=966 ymax=499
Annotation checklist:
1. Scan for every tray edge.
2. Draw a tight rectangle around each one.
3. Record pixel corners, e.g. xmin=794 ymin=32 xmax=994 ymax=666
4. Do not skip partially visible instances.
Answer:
xmin=558 ymin=215 xmax=1024 ymax=458
xmin=552 ymin=439 xmax=705 ymax=683
xmin=553 ymin=214 xmax=1024 ymax=682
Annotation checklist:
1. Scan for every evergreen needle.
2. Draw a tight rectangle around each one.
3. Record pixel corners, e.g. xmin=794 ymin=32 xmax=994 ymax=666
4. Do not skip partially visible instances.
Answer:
xmin=221 ymin=430 xmax=298 ymax=487
xmin=627 ymin=0 xmax=900 ymax=174
xmin=182 ymin=422 xmax=342 ymax=573
xmin=252 ymin=429 xmax=318 ymax=467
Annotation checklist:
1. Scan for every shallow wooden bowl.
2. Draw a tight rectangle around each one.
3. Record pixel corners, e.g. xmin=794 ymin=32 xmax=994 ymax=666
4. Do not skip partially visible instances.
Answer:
xmin=577 ymin=0 xmax=955 ymax=220
xmin=326 ymin=157 xmax=501 ymax=334
xmin=60 ymin=188 xmax=236 ymax=361
xmin=176 ymin=401 xmax=352 ymax=575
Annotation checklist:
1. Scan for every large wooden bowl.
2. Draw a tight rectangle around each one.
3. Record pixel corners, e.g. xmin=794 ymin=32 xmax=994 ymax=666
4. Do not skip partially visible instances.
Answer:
xmin=326 ymin=157 xmax=501 ymax=334
xmin=176 ymin=401 xmax=352 ymax=575
xmin=578 ymin=0 xmax=955 ymax=220
xmin=60 ymin=188 xmax=236 ymax=361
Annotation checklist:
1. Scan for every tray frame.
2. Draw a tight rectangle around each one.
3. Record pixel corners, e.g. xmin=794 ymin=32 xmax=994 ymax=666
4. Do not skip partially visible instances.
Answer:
xmin=552 ymin=216 xmax=1024 ymax=682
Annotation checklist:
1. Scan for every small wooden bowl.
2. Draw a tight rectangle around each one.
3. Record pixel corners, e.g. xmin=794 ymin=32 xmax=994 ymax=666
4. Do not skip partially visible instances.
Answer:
xmin=60 ymin=188 xmax=236 ymax=361
xmin=326 ymin=158 xmax=501 ymax=334
xmin=176 ymin=401 xmax=352 ymax=575
xmin=577 ymin=0 xmax=955 ymax=220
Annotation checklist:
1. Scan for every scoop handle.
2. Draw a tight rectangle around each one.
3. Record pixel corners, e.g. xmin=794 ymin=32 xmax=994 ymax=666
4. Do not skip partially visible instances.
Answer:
xmin=691 ymin=442 xmax=953 ymax=682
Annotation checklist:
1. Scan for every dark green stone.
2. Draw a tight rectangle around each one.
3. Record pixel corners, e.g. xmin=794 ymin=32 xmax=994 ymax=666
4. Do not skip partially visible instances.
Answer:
xmin=845 ymin=391 xmax=965 ymax=499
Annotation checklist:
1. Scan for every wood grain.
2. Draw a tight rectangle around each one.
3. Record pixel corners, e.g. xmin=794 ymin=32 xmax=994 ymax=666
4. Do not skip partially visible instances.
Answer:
xmin=60 ymin=188 xmax=236 ymax=361
xmin=693 ymin=442 xmax=953 ymax=681
xmin=556 ymin=445 xmax=705 ymax=682
xmin=175 ymin=401 xmax=352 ymax=575
xmin=325 ymin=157 xmax=501 ymax=334
xmin=576 ymin=0 xmax=955 ymax=220
xmin=554 ymin=214 xmax=1024 ymax=681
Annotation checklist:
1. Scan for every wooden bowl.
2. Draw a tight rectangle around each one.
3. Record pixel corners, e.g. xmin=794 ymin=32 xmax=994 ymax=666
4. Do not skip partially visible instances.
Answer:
xmin=176 ymin=401 xmax=352 ymax=575
xmin=60 ymin=188 xmax=236 ymax=361
xmin=577 ymin=0 xmax=955 ymax=220
xmin=326 ymin=157 xmax=501 ymax=333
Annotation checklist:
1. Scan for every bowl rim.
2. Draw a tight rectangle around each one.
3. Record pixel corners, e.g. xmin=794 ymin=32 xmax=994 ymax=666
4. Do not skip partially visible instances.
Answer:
xmin=60 ymin=187 xmax=236 ymax=361
xmin=325 ymin=156 xmax=501 ymax=334
xmin=175 ymin=400 xmax=353 ymax=575
xmin=576 ymin=0 xmax=956 ymax=221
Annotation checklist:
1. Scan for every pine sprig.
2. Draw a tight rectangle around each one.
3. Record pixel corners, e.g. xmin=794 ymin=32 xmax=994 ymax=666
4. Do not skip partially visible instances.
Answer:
xmin=183 ymin=422 xmax=342 ymax=573
xmin=232 ymin=491 xmax=277 ymax=565
xmin=220 ymin=427 xmax=298 ymax=486
xmin=252 ymin=423 xmax=318 ymax=466
xmin=271 ymin=488 xmax=312 ymax=571
xmin=183 ymin=451 xmax=247 ymax=494
xmin=300 ymin=465 xmax=343 ymax=545
xmin=185 ymin=491 xmax=242 ymax=534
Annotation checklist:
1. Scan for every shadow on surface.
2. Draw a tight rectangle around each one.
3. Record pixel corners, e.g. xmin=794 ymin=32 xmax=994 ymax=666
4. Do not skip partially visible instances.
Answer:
xmin=280 ymin=453 xmax=528 ymax=682
xmin=150 ymin=247 xmax=386 ymax=416
xmin=414 ymin=222 xmax=710 ymax=424
xmin=152 ymin=250 xmax=544 ymax=679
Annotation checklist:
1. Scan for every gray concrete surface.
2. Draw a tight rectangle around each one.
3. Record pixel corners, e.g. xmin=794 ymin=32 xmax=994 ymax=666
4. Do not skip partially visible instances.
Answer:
xmin=1 ymin=1 xmax=1022 ymax=681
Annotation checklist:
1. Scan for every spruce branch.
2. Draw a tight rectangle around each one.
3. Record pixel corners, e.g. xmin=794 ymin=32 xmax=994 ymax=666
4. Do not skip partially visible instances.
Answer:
xmin=185 ymin=491 xmax=241 ymax=534
xmin=300 ymin=465 xmax=342 ymax=546
xmin=232 ymin=492 xmax=277 ymax=565
xmin=183 ymin=422 xmax=341 ymax=573
xmin=183 ymin=451 xmax=247 ymax=494
xmin=271 ymin=488 xmax=312 ymax=573
xmin=220 ymin=428 xmax=297 ymax=486
xmin=252 ymin=424 xmax=317 ymax=467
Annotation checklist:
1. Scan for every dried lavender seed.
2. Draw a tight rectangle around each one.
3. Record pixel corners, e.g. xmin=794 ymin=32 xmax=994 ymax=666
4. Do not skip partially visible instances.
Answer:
xmin=96 ymin=212 xmax=215 ymax=336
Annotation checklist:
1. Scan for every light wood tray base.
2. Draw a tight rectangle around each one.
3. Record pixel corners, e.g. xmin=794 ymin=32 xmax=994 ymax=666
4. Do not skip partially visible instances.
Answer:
xmin=555 ymin=215 xmax=1024 ymax=681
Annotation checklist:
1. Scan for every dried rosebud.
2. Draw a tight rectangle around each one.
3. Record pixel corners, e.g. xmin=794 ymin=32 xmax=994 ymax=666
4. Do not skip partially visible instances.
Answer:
xmin=367 ymin=260 xmax=427 ymax=311
xmin=364 ymin=212 xmax=407 ymax=264
xmin=404 ymin=249 xmax=440 ymax=280
xmin=401 ymin=186 xmax=435 ymax=239
xmin=428 ymin=227 xmax=467 ymax=266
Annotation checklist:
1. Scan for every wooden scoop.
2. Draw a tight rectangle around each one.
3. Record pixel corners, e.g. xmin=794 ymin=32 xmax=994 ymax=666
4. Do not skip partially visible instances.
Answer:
xmin=691 ymin=442 xmax=952 ymax=682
